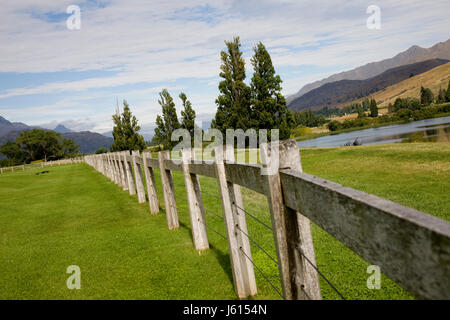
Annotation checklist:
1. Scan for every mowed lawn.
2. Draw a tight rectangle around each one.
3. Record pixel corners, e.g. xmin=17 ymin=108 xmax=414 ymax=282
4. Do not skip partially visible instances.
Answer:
xmin=1 ymin=142 xmax=449 ymax=299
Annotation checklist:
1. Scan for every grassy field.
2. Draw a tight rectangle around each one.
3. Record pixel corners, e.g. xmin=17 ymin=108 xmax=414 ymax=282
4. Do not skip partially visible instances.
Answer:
xmin=1 ymin=142 xmax=449 ymax=299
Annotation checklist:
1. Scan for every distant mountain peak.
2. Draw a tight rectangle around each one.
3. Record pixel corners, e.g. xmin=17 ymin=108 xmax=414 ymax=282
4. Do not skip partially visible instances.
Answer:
xmin=287 ymin=38 xmax=450 ymax=104
xmin=0 ymin=116 xmax=11 ymax=125
xmin=54 ymin=124 xmax=72 ymax=133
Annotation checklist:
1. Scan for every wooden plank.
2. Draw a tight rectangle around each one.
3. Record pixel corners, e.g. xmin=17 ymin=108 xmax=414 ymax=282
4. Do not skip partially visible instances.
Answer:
xmin=261 ymin=140 xmax=321 ymax=300
xmin=119 ymin=154 xmax=129 ymax=191
xmin=132 ymin=151 xmax=146 ymax=204
xmin=116 ymin=153 xmax=126 ymax=189
xmin=142 ymin=152 xmax=159 ymax=214
xmin=143 ymin=156 xmax=160 ymax=169
xmin=123 ymin=151 xmax=136 ymax=196
xmin=280 ymin=170 xmax=450 ymax=300
xmin=159 ymin=151 xmax=179 ymax=230
xmin=224 ymin=163 xmax=265 ymax=194
xmin=182 ymin=149 xmax=209 ymax=250
xmin=187 ymin=162 xmax=216 ymax=178
xmin=214 ymin=146 xmax=257 ymax=298
xmin=163 ymin=159 xmax=183 ymax=172
xmin=134 ymin=155 xmax=143 ymax=165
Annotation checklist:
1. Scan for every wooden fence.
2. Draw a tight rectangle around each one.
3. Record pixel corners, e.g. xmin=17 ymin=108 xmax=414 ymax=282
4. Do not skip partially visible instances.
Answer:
xmin=84 ymin=140 xmax=450 ymax=300
xmin=0 ymin=157 xmax=84 ymax=174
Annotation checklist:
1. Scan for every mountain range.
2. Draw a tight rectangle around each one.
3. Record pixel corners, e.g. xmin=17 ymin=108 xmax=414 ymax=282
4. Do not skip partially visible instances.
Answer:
xmin=0 ymin=116 xmax=113 ymax=154
xmin=287 ymin=39 xmax=450 ymax=108
xmin=288 ymin=58 xmax=449 ymax=111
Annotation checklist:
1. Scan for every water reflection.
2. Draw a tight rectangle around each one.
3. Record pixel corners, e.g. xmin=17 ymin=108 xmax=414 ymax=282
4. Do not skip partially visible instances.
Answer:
xmin=297 ymin=116 xmax=450 ymax=148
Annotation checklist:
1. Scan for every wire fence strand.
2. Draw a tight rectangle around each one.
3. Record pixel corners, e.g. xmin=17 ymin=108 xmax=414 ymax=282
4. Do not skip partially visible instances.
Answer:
xmin=233 ymin=202 xmax=273 ymax=232
xmin=239 ymin=247 xmax=284 ymax=300
xmin=200 ymin=190 xmax=222 ymax=201
xmin=294 ymin=244 xmax=346 ymax=300
xmin=202 ymin=189 xmax=273 ymax=232
xmin=198 ymin=219 xmax=227 ymax=241
xmin=204 ymin=207 xmax=224 ymax=220
xmin=236 ymin=225 xmax=279 ymax=266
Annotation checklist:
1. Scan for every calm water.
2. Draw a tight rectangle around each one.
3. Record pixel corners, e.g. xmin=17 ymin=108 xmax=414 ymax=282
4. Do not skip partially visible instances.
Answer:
xmin=297 ymin=116 xmax=450 ymax=148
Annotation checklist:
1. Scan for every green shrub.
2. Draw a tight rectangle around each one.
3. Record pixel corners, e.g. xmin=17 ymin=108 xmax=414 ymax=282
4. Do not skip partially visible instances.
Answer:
xmin=291 ymin=125 xmax=313 ymax=137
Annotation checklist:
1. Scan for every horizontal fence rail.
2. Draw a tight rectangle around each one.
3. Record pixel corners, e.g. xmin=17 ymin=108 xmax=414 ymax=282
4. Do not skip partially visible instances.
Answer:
xmin=84 ymin=140 xmax=450 ymax=300
xmin=0 ymin=157 xmax=84 ymax=174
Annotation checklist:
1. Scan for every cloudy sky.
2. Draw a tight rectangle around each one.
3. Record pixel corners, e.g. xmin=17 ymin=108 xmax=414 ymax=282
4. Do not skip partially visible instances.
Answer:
xmin=0 ymin=0 xmax=449 ymax=135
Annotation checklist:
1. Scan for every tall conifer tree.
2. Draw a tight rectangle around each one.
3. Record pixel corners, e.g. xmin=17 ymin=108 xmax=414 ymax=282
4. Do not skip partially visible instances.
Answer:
xmin=250 ymin=42 xmax=294 ymax=140
xmin=212 ymin=37 xmax=251 ymax=133
xmin=111 ymin=100 xmax=146 ymax=152
xmin=154 ymin=89 xmax=181 ymax=150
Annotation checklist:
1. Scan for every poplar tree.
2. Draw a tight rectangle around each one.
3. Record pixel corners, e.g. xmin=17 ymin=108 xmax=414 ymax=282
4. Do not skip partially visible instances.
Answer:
xmin=180 ymin=93 xmax=196 ymax=140
xmin=212 ymin=37 xmax=251 ymax=133
xmin=370 ymin=98 xmax=378 ymax=117
xmin=154 ymin=89 xmax=181 ymax=150
xmin=111 ymin=100 xmax=146 ymax=152
xmin=250 ymin=42 xmax=294 ymax=140
xmin=420 ymin=86 xmax=434 ymax=106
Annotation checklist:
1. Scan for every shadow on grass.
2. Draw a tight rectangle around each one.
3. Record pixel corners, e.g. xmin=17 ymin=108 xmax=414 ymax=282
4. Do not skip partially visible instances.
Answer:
xmin=179 ymin=220 xmax=234 ymax=287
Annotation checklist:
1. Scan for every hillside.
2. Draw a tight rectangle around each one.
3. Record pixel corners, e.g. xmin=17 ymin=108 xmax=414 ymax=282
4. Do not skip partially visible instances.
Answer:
xmin=62 ymin=131 xmax=113 ymax=154
xmin=288 ymin=59 xmax=448 ymax=112
xmin=287 ymin=39 xmax=450 ymax=103
xmin=0 ymin=116 xmax=35 ymax=136
xmin=336 ymin=61 xmax=450 ymax=109
xmin=0 ymin=116 xmax=113 ymax=154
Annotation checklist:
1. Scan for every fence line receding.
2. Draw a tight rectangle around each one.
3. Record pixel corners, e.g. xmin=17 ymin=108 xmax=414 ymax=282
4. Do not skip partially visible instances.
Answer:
xmin=81 ymin=139 xmax=450 ymax=300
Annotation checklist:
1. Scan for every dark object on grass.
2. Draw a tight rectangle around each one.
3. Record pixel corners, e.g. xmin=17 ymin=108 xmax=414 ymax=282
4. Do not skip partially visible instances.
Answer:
xmin=344 ymin=138 xmax=362 ymax=147
xmin=35 ymin=171 xmax=49 ymax=175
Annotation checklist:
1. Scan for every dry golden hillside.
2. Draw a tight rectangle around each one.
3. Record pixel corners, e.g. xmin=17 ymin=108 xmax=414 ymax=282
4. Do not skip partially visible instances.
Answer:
xmin=336 ymin=62 xmax=450 ymax=109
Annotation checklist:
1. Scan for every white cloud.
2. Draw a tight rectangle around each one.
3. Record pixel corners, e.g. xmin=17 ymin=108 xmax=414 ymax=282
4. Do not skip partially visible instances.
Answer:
xmin=1 ymin=0 xmax=450 ymax=131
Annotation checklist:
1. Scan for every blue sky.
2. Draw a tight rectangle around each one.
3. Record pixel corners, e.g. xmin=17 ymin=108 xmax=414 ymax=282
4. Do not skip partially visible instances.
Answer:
xmin=0 ymin=0 xmax=449 ymax=136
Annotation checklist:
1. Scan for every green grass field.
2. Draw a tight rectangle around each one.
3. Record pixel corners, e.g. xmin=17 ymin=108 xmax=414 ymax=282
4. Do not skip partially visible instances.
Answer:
xmin=1 ymin=142 xmax=449 ymax=300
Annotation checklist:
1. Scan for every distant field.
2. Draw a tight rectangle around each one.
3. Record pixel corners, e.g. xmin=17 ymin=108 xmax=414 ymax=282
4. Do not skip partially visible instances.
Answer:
xmin=1 ymin=142 xmax=449 ymax=299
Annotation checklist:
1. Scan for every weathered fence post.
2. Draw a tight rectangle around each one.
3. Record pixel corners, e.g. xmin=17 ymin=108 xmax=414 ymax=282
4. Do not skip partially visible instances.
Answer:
xmin=214 ymin=145 xmax=257 ymax=298
xmin=260 ymin=139 xmax=321 ymax=300
xmin=118 ymin=153 xmax=129 ymax=191
xmin=123 ymin=151 xmax=137 ymax=195
xmin=115 ymin=153 xmax=125 ymax=189
xmin=158 ymin=151 xmax=179 ymax=230
xmin=108 ymin=153 xmax=114 ymax=181
xmin=106 ymin=153 xmax=113 ymax=181
xmin=113 ymin=153 xmax=121 ymax=185
xmin=142 ymin=151 xmax=159 ymax=214
xmin=182 ymin=149 xmax=209 ymax=251
xmin=132 ymin=151 xmax=146 ymax=204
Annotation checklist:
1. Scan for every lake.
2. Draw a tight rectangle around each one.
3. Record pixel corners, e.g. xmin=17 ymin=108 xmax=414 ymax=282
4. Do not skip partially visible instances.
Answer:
xmin=297 ymin=116 xmax=450 ymax=148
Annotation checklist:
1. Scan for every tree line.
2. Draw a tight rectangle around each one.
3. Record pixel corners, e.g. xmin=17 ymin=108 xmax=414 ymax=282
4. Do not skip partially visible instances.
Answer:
xmin=111 ymin=37 xmax=299 ymax=152
xmin=108 ymin=41 xmax=450 ymax=150
xmin=0 ymin=129 xmax=79 ymax=167
xmin=326 ymin=81 xmax=450 ymax=132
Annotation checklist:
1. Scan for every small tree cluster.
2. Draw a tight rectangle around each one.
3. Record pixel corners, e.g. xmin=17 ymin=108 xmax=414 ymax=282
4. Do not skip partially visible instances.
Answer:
xmin=212 ymin=37 xmax=294 ymax=141
xmin=293 ymin=109 xmax=327 ymax=128
xmin=0 ymin=129 xmax=79 ymax=165
xmin=153 ymin=90 xmax=198 ymax=150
